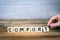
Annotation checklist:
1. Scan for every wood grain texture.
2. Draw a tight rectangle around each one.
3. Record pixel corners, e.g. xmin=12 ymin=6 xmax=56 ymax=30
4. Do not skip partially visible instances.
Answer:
xmin=0 ymin=19 xmax=60 ymax=37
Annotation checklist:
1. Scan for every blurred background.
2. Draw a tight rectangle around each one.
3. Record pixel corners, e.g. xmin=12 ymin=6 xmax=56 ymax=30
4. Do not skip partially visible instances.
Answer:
xmin=0 ymin=0 xmax=60 ymax=19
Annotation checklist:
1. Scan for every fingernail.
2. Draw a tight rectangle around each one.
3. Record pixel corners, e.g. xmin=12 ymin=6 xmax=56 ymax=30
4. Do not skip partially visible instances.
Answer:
xmin=48 ymin=25 xmax=51 ymax=28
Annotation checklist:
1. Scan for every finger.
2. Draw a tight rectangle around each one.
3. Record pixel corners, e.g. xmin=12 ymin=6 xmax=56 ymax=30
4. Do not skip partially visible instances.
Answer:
xmin=47 ymin=16 xmax=58 ymax=25
xmin=50 ymin=22 xmax=60 ymax=28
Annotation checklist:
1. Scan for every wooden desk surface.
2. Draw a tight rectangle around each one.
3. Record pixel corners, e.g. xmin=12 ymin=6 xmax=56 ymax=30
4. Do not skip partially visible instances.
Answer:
xmin=0 ymin=36 xmax=60 ymax=40
xmin=0 ymin=19 xmax=60 ymax=40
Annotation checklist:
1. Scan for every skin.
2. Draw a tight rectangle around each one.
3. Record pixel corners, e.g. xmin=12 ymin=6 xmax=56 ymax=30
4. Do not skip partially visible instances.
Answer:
xmin=47 ymin=14 xmax=60 ymax=28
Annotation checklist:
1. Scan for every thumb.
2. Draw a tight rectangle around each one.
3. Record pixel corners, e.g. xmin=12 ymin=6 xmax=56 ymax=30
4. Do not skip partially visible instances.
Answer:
xmin=50 ymin=22 xmax=60 ymax=28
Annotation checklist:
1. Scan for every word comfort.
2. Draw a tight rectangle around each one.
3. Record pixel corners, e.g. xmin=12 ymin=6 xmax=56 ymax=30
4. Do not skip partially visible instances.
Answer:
xmin=7 ymin=26 xmax=49 ymax=32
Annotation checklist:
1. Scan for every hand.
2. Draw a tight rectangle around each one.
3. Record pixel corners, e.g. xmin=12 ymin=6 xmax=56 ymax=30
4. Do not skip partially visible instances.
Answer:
xmin=47 ymin=14 xmax=60 ymax=28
